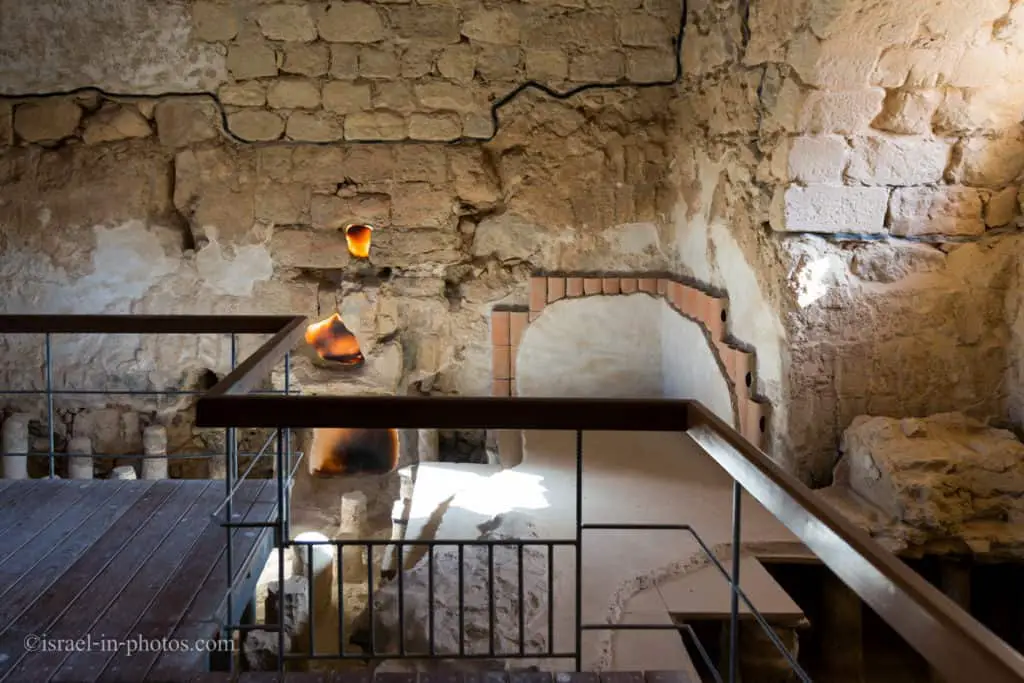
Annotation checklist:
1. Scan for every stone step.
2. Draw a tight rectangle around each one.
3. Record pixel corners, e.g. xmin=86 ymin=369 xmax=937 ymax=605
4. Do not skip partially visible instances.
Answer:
xmin=656 ymin=555 xmax=806 ymax=628
xmin=182 ymin=671 xmax=697 ymax=682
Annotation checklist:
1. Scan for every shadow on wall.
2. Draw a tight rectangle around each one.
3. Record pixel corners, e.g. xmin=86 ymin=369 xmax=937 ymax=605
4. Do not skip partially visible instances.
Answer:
xmin=513 ymin=294 xmax=735 ymax=425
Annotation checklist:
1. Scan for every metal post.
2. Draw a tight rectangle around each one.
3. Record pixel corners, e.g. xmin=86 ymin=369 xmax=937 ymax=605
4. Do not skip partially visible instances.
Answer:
xmin=45 ymin=333 xmax=54 ymax=478
xmin=225 ymin=334 xmax=238 ymax=638
xmin=275 ymin=346 xmax=287 ymax=673
xmin=574 ymin=429 xmax=584 ymax=671
xmin=728 ymin=480 xmax=742 ymax=683
xmin=283 ymin=352 xmax=291 ymax=541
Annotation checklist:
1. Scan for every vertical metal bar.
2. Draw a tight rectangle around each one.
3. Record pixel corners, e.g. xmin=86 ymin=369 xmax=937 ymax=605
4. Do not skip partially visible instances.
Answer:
xmin=518 ymin=543 xmax=525 ymax=655
xmin=274 ymin=349 xmax=286 ymax=674
xmin=547 ymin=542 xmax=554 ymax=656
xmin=458 ymin=543 xmax=464 ymax=656
xmin=225 ymin=333 xmax=238 ymax=634
xmin=728 ymin=480 xmax=742 ymax=683
xmin=338 ymin=541 xmax=345 ymax=657
xmin=282 ymin=351 xmax=291 ymax=541
xmin=574 ymin=429 xmax=584 ymax=671
xmin=488 ymin=543 xmax=495 ymax=656
xmin=368 ymin=544 xmax=375 ymax=655
xmin=307 ymin=544 xmax=315 ymax=655
xmin=428 ymin=544 xmax=435 ymax=656
xmin=44 ymin=333 xmax=54 ymax=479
xmin=276 ymin=534 xmax=285 ymax=674
xmin=398 ymin=542 xmax=405 ymax=655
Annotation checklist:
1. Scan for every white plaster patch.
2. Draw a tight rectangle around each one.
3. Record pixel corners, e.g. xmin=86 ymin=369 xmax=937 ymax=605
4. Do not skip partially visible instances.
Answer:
xmin=660 ymin=301 xmax=734 ymax=424
xmin=193 ymin=240 xmax=274 ymax=297
xmin=516 ymin=295 xmax=663 ymax=398
xmin=0 ymin=0 xmax=226 ymax=94
xmin=602 ymin=222 xmax=664 ymax=258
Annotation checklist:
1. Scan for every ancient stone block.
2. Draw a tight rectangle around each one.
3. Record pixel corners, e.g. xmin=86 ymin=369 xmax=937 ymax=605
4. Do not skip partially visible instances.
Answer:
xmin=569 ymin=51 xmax=625 ymax=81
xmin=872 ymin=47 xmax=959 ymax=89
xmin=227 ymin=42 xmax=278 ymax=80
xmin=322 ymin=81 xmax=371 ymax=114
xmin=770 ymin=185 xmax=889 ymax=234
xmin=359 ymin=46 xmax=400 ymax=78
xmin=394 ymin=145 xmax=447 ymax=183
xmin=285 ymin=112 xmax=344 ymax=142
xmin=227 ymin=110 xmax=285 ymax=142
xmin=871 ymin=89 xmax=940 ymax=135
xmin=390 ymin=6 xmax=461 ymax=43
xmin=256 ymin=4 xmax=316 ymax=42
xmin=13 ymin=99 xmax=82 ymax=143
xmin=463 ymin=114 xmax=494 ymax=139
xmin=310 ymin=193 xmax=390 ymax=229
xmin=985 ymin=186 xmax=1019 ymax=228
xmin=798 ymin=89 xmax=885 ymax=134
xmin=836 ymin=413 xmax=1024 ymax=533
xmin=374 ymin=82 xmax=415 ymax=112
xmin=0 ymin=103 xmax=11 ymax=145
xmin=787 ymin=32 xmax=879 ymax=89
xmin=269 ymin=228 xmax=352 ymax=268
xmin=933 ymin=88 xmax=1024 ymax=134
xmin=619 ymin=13 xmax=674 ymax=47
xmin=192 ymin=1 xmax=238 ymax=42
xmin=476 ymin=46 xmax=521 ymax=81
xmin=450 ymin=150 xmax=501 ymax=208
xmin=256 ymin=184 xmax=310 ymax=225
xmin=523 ymin=13 xmax=616 ymax=48
xmin=846 ymin=137 xmax=949 ymax=185
xmin=344 ymin=111 xmax=406 ymax=141
xmin=408 ymin=113 xmax=460 ymax=141
xmin=319 ymin=3 xmax=386 ymax=42
xmin=391 ymin=183 xmax=455 ymax=228
xmin=525 ymin=50 xmax=568 ymax=81
xmin=282 ymin=43 xmax=330 ymax=77
xmin=888 ymin=186 xmax=985 ymax=238
xmin=219 ymin=81 xmax=266 ymax=107
xmin=400 ymin=45 xmax=437 ymax=78
xmin=329 ymin=45 xmax=359 ymax=78
xmin=81 ymin=104 xmax=152 ymax=144
xmin=437 ymin=45 xmax=476 ymax=83
xmin=267 ymin=78 xmax=321 ymax=109
xmin=461 ymin=9 xmax=521 ymax=45
xmin=415 ymin=81 xmax=478 ymax=112
xmin=787 ymin=135 xmax=848 ymax=183
xmin=954 ymin=131 xmax=1024 ymax=186
xmin=153 ymin=99 xmax=218 ymax=148
xmin=626 ymin=48 xmax=675 ymax=82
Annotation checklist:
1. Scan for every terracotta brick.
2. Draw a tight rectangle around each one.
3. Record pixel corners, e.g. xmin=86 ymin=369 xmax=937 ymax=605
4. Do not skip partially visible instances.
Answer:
xmin=492 ymin=379 xmax=510 ymax=397
xmin=704 ymin=296 xmax=726 ymax=340
xmin=692 ymin=289 xmax=711 ymax=324
xmin=529 ymin=277 xmax=547 ymax=313
xmin=547 ymin=277 xmax=566 ymax=303
xmin=638 ymin=277 xmax=658 ymax=294
xmin=510 ymin=379 xmax=517 ymax=396
xmin=510 ymin=311 xmax=529 ymax=346
xmin=602 ymin=277 xmax=620 ymax=295
xmin=566 ymin=277 xmax=584 ymax=297
xmin=741 ymin=399 xmax=768 ymax=450
xmin=492 ymin=346 xmax=511 ymax=380
xmin=510 ymin=346 xmax=518 ymax=377
xmin=668 ymin=281 xmax=684 ymax=310
xmin=734 ymin=350 xmax=754 ymax=400
xmin=716 ymin=342 xmax=737 ymax=379
xmin=657 ymin=278 xmax=669 ymax=295
xmin=583 ymin=277 xmax=602 ymax=295
xmin=490 ymin=310 xmax=510 ymax=346
xmin=529 ymin=311 xmax=540 ymax=322
xmin=679 ymin=285 xmax=699 ymax=317
xmin=620 ymin=278 xmax=638 ymax=294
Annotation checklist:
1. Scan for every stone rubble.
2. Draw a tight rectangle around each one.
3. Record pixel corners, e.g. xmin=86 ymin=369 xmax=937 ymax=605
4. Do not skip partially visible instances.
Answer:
xmin=819 ymin=412 xmax=1024 ymax=557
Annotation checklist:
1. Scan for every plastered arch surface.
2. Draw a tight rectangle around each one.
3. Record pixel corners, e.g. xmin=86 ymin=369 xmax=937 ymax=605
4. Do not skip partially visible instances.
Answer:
xmin=489 ymin=275 xmax=770 ymax=450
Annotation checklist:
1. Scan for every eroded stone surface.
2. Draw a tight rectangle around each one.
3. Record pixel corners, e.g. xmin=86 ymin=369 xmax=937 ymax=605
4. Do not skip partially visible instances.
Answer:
xmin=821 ymin=412 xmax=1024 ymax=556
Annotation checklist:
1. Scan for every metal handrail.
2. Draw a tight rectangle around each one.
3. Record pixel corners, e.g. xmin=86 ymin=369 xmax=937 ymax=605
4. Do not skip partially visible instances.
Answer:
xmin=192 ymin=321 xmax=1024 ymax=683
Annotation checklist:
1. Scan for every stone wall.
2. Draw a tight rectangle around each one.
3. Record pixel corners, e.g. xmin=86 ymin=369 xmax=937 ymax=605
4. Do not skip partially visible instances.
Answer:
xmin=671 ymin=0 xmax=1024 ymax=481
xmin=0 ymin=0 xmax=682 ymax=457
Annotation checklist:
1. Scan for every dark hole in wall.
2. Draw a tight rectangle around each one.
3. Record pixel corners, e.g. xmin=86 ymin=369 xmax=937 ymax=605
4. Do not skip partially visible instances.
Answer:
xmin=438 ymin=429 xmax=489 ymax=464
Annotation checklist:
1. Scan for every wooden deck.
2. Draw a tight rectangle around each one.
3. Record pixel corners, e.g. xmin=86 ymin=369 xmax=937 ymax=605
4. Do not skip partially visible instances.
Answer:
xmin=0 ymin=477 xmax=279 ymax=683
xmin=133 ymin=672 xmax=695 ymax=682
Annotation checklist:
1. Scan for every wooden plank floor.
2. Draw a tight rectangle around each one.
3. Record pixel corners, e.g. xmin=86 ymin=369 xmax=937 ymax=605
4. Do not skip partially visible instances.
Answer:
xmin=155 ymin=672 xmax=694 ymax=683
xmin=0 ymin=478 xmax=280 ymax=683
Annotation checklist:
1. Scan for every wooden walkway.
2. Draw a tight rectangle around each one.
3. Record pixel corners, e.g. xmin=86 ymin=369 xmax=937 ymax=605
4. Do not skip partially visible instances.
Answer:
xmin=0 ymin=477 xmax=279 ymax=683
xmin=136 ymin=672 xmax=695 ymax=683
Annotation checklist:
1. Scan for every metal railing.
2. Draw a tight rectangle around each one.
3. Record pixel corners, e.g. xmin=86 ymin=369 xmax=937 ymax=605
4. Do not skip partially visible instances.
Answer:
xmin=0 ymin=314 xmax=303 ymax=648
xmin=195 ymin=322 xmax=1024 ymax=683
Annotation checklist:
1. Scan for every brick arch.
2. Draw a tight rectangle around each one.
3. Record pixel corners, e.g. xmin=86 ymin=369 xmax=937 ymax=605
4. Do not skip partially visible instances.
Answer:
xmin=489 ymin=274 xmax=771 ymax=451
